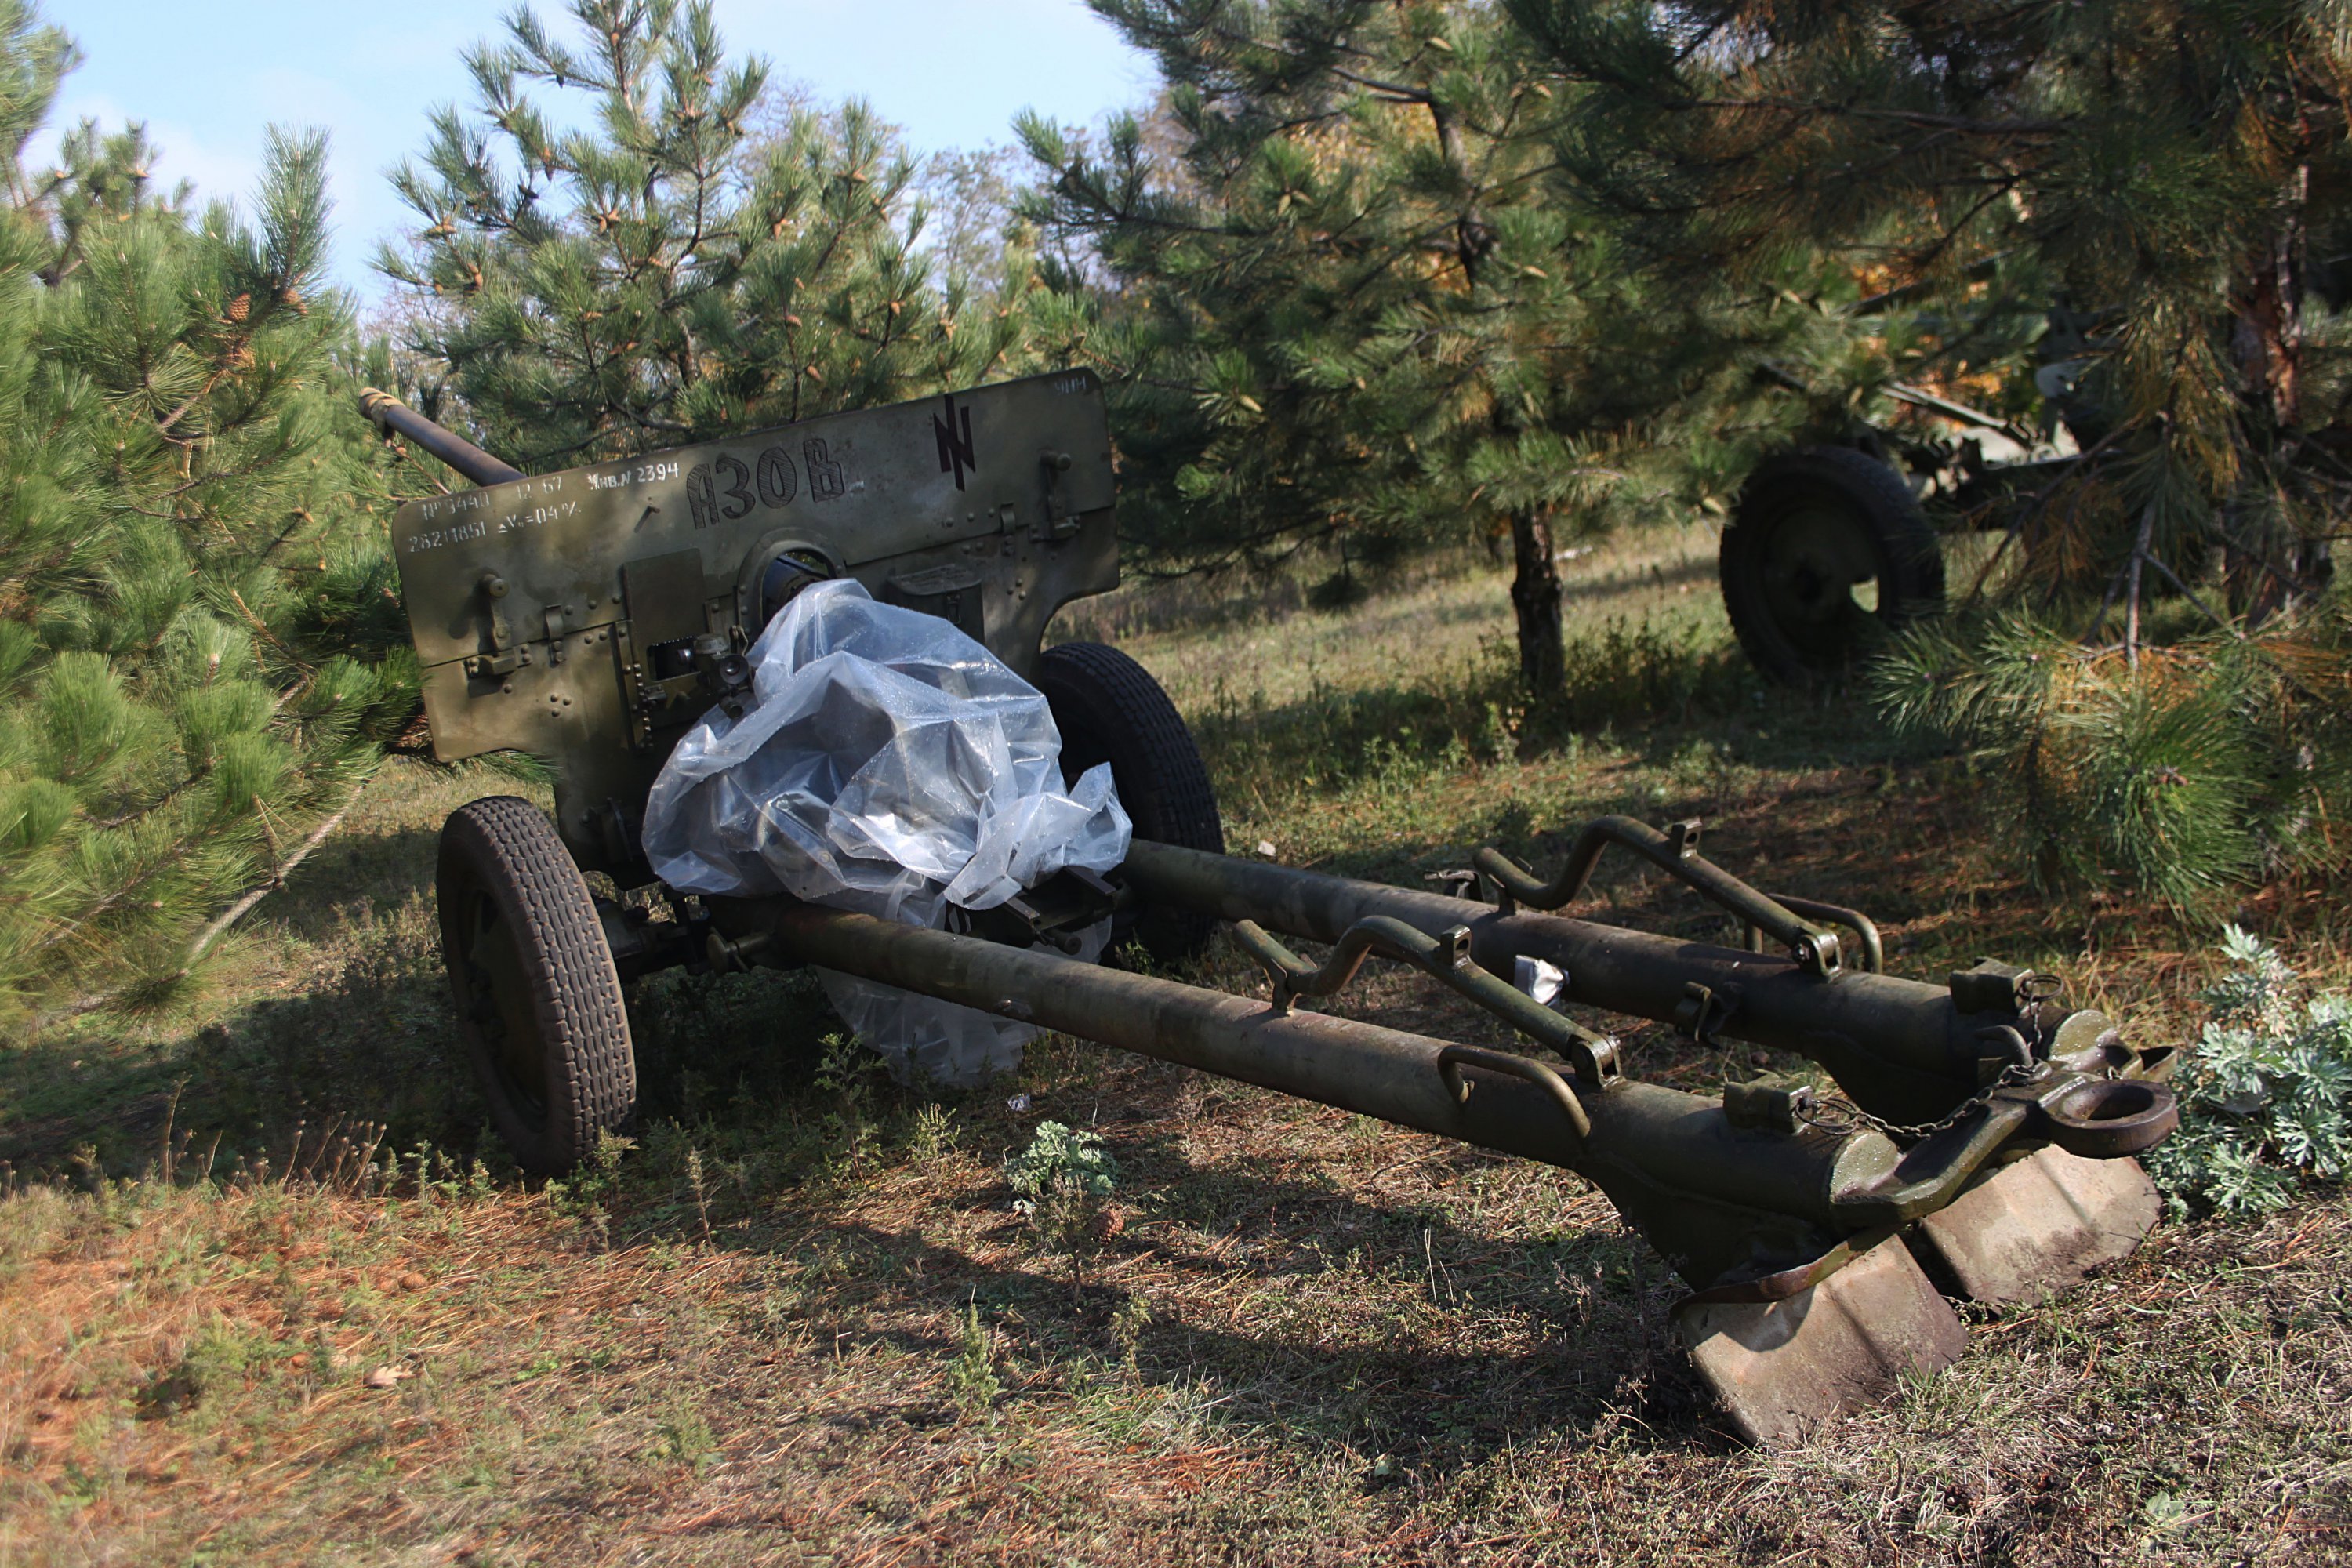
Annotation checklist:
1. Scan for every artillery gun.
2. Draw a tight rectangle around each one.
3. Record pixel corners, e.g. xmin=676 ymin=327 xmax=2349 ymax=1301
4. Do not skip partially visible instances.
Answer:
xmin=373 ymin=374 xmax=2180 ymax=1446
xmin=1712 ymin=301 xmax=2112 ymax=682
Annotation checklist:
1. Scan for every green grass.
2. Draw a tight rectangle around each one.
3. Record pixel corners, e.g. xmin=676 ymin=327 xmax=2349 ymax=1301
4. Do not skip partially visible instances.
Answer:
xmin=5 ymin=531 xmax=2352 ymax=1564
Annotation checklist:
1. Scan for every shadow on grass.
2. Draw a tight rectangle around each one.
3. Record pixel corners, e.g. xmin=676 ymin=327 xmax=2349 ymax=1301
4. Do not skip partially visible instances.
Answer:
xmin=1 ymin=920 xmax=477 ymax=1178
xmin=7 ymin=901 xmax=1741 ymax=1479
xmin=708 ymin=1156 xmax=1722 ymax=1476
xmin=0 ymin=933 xmax=853 ymax=1181
xmin=1189 ymin=616 xmax=1867 ymax=831
xmin=260 ymin=823 xmax=444 ymax=943
xmin=1557 ymin=549 xmax=1716 ymax=609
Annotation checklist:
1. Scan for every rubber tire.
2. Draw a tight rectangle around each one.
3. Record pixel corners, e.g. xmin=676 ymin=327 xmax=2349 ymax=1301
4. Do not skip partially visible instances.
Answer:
xmin=1036 ymin=641 xmax=1225 ymax=960
xmin=437 ymin=796 xmax=635 ymax=1175
xmin=1720 ymin=445 xmax=1945 ymax=684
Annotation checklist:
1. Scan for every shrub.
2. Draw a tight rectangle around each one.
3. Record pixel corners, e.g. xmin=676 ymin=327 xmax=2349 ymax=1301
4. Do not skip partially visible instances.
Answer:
xmin=2144 ymin=926 xmax=2352 ymax=1217
xmin=1003 ymin=1120 xmax=1119 ymax=1290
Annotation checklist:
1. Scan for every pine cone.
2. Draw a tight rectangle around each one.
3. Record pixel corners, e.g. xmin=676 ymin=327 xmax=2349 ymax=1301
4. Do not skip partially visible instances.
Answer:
xmin=225 ymin=292 xmax=251 ymax=323
xmin=1088 ymin=1204 xmax=1126 ymax=1245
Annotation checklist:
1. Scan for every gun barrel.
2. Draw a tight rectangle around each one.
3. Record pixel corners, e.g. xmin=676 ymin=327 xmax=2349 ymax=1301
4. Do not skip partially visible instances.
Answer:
xmin=358 ymin=388 xmax=524 ymax=488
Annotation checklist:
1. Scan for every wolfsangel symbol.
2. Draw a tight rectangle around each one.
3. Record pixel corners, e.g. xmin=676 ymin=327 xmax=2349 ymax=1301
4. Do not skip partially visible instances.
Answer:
xmin=934 ymin=394 xmax=977 ymax=491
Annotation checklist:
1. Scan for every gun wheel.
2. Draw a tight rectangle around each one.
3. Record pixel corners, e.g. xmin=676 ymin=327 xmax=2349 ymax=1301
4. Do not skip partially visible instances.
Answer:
xmin=1036 ymin=641 xmax=1225 ymax=960
xmin=437 ymin=795 xmax=635 ymax=1174
xmin=1721 ymin=445 xmax=1945 ymax=683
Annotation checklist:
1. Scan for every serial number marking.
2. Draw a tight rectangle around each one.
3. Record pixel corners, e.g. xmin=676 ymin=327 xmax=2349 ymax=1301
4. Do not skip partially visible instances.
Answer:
xmin=416 ymin=491 xmax=492 ymax=523
xmin=589 ymin=459 xmax=681 ymax=490
xmin=404 ymin=495 xmax=582 ymax=554
xmin=416 ymin=474 xmax=565 ymax=523
xmin=403 ymin=517 xmax=489 ymax=553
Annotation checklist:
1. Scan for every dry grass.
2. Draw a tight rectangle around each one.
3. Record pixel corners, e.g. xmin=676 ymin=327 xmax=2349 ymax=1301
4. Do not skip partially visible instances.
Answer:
xmin=6 ymin=533 xmax=2352 ymax=1564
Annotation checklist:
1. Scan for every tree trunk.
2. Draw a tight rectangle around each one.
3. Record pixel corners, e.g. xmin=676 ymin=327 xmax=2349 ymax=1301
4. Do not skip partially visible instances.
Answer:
xmin=2224 ymin=165 xmax=2327 ymax=624
xmin=2232 ymin=164 xmax=2306 ymax=432
xmin=1510 ymin=507 xmax=1565 ymax=693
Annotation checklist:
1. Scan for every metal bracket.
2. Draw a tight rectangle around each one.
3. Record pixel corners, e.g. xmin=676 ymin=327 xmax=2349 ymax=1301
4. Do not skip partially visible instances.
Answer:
xmin=1973 ymin=1024 xmax=2041 ymax=1080
xmin=593 ymin=797 xmax=644 ymax=875
xmin=1722 ymin=1075 xmax=1814 ymax=1134
xmin=1473 ymin=815 xmax=1848 ymax=978
xmin=463 ymin=645 xmax=530 ymax=682
xmin=1034 ymin=448 xmax=1080 ymax=542
xmin=1950 ymin=958 xmax=2063 ymax=1016
xmin=1743 ymin=893 xmax=1882 ymax=973
xmin=541 ymin=604 xmax=574 ymax=665
xmin=1231 ymin=915 xmax=1621 ymax=1084
xmin=705 ymin=930 xmax=771 ymax=973
xmin=595 ymin=896 xmax=712 ymax=983
xmin=884 ymin=562 xmax=989 ymax=642
xmin=943 ymin=866 xmax=1118 ymax=953
xmin=477 ymin=571 xmax=513 ymax=655
xmin=1676 ymin=980 xmax=1740 ymax=1044
xmin=1437 ymin=1044 xmax=1591 ymax=1145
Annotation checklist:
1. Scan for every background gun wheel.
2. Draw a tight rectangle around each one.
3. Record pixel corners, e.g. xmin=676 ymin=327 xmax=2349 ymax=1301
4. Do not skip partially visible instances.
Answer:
xmin=1036 ymin=640 xmax=1225 ymax=960
xmin=1720 ymin=445 xmax=1945 ymax=683
xmin=437 ymin=795 xmax=635 ymax=1174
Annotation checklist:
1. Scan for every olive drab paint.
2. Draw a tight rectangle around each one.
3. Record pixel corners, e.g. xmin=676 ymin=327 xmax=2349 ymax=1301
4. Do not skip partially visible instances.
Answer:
xmin=384 ymin=372 xmax=1120 ymax=883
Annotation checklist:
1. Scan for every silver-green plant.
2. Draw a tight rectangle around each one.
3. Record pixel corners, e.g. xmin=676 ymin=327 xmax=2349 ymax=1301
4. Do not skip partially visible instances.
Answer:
xmin=2144 ymin=926 xmax=2352 ymax=1217
xmin=1003 ymin=1120 xmax=1119 ymax=1293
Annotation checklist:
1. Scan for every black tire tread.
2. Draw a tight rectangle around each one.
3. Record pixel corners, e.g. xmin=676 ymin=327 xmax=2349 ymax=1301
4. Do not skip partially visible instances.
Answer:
xmin=437 ymin=796 xmax=633 ymax=1173
xmin=1038 ymin=642 xmax=1225 ymax=856
xmin=1720 ymin=445 xmax=1944 ymax=683
xmin=1036 ymin=641 xmax=1224 ymax=958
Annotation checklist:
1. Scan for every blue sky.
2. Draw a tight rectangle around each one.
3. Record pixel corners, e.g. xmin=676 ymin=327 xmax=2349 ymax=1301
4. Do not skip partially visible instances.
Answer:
xmin=43 ymin=1 xmax=1159 ymax=307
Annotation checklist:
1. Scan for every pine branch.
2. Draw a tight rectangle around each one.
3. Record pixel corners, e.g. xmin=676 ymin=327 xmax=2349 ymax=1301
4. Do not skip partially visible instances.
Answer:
xmin=1681 ymin=98 xmax=2069 ymax=138
xmin=180 ymin=781 xmax=367 ymax=971
xmin=2123 ymin=501 xmax=2154 ymax=668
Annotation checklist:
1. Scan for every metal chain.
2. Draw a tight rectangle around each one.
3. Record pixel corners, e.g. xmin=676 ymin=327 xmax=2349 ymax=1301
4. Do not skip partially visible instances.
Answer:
xmin=1788 ymin=970 xmax=2071 ymax=1142
xmin=1795 ymin=1059 xmax=2049 ymax=1143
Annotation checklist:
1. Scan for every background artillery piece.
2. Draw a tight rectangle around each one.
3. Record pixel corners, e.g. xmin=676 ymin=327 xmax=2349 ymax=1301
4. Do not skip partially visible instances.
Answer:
xmin=372 ymin=374 xmax=2180 ymax=1445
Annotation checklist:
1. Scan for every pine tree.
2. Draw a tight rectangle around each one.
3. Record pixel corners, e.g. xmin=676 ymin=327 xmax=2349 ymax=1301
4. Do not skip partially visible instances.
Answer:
xmin=378 ymin=0 xmax=1040 ymax=471
xmin=1020 ymin=0 xmax=1824 ymax=691
xmin=0 ymin=2 xmax=417 ymax=1020
xmin=1508 ymin=0 xmax=2352 ymax=898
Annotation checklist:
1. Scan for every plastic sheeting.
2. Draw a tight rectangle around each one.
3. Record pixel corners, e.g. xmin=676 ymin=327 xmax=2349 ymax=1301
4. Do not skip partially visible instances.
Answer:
xmin=640 ymin=579 xmax=1130 ymax=1084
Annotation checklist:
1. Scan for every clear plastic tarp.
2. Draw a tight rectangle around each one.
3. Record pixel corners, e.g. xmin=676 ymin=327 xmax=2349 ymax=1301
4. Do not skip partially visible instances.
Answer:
xmin=640 ymin=579 xmax=1129 ymax=1084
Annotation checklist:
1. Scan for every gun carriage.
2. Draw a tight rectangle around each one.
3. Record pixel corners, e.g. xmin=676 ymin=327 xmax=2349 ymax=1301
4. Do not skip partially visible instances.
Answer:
xmin=374 ymin=373 xmax=2178 ymax=1445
